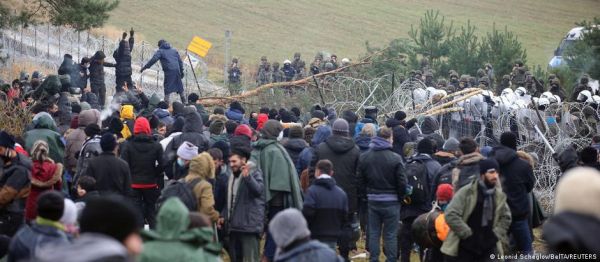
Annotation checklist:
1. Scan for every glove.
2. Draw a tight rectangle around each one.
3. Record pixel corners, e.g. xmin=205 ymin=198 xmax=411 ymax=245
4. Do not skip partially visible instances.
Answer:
xmin=122 ymin=32 xmax=127 ymax=39
xmin=130 ymin=28 xmax=134 ymax=37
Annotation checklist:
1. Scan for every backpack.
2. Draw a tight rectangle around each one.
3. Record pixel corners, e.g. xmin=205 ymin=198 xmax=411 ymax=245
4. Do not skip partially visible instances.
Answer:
xmin=404 ymin=158 xmax=430 ymax=206
xmin=157 ymin=178 xmax=202 ymax=211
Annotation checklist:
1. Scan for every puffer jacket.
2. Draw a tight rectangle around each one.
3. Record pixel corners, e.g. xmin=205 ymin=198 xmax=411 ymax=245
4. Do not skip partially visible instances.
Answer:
xmin=24 ymin=113 xmax=65 ymax=164
xmin=120 ymin=134 xmax=164 ymax=186
xmin=225 ymin=168 xmax=265 ymax=234
xmin=358 ymin=136 xmax=407 ymax=200
xmin=491 ymin=146 xmax=535 ymax=220
xmin=153 ymin=108 xmax=174 ymax=126
xmin=88 ymin=51 xmax=115 ymax=90
xmin=311 ymin=135 xmax=360 ymax=213
xmin=113 ymin=36 xmax=134 ymax=77
xmin=0 ymin=153 xmax=31 ymax=215
xmin=303 ymin=177 xmax=348 ymax=242
xmin=64 ymin=109 xmax=100 ymax=172
xmin=8 ymin=222 xmax=70 ymax=262
xmin=283 ymin=138 xmax=308 ymax=167
xmin=275 ymin=240 xmax=343 ymax=262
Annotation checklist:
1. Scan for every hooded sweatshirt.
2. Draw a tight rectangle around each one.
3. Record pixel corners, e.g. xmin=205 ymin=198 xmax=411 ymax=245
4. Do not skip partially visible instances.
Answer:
xmin=24 ymin=113 xmax=65 ymax=164
xmin=185 ymin=153 xmax=219 ymax=222
xmin=492 ymin=146 xmax=535 ymax=220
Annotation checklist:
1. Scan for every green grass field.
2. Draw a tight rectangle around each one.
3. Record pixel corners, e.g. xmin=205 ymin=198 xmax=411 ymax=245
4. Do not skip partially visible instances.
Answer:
xmin=107 ymin=0 xmax=599 ymax=74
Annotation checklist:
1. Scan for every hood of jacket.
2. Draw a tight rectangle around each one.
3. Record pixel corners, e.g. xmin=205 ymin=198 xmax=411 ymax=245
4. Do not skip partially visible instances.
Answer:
xmin=36 ymin=233 xmax=127 ymax=262
xmin=33 ymin=112 xmax=58 ymax=131
xmin=556 ymin=146 xmax=579 ymax=173
xmin=120 ymin=105 xmax=135 ymax=120
xmin=457 ymin=152 xmax=484 ymax=166
xmin=226 ymin=108 xmax=244 ymax=122
xmin=492 ymin=146 xmax=518 ymax=165
xmin=325 ymin=135 xmax=356 ymax=154
xmin=355 ymin=135 xmax=371 ymax=150
xmin=160 ymin=41 xmax=172 ymax=50
xmin=314 ymin=176 xmax=336 ymax=189
xmin=183 ymin=111 xmax=204 ymax=133
xmin=385 ymin=118 xmax=401 ymax=128
xmin=145 ymin=198 xmax=189 ymax=240
xmin=311 ymin=125 xmax=332 ymax=147
xmin=369 ymin=136 xmax=391 ymax=151
xmin=253 ymin=138 xmax=278 ymax=150
xmin=188 ymin=152 xmax=215 ymax=180
xmin=148 ymin=93 xmax=161 ymax=109
xmin=78 ymin=109 xmax=101 ymax=127
xmin=543 ymin=212 xmax=600 ymax=255
xmin=284 ymin=138 xmax=308 ymax=153
xmin=153 ymin=108 xmax=171 ymax=119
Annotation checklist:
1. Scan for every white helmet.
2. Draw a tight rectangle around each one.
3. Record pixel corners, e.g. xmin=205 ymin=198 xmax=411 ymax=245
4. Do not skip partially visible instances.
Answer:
xmin=540 ymin=91 xmax=554 ymax=100
xmin=577 ymin=90 xmax=593 ymax=102
xmin=537 ymin=98 xmax=550 ymax=107
xmin=283 ymin=59 xmax=291 ymax=64
xmin=501 ymin=88 xmax=514 ymax=97
xmin=592 ymin=95 xmax=600 ymax=103
xmin=341 ymin=58 xmax=350 ymax=64
xmin=515 ymin=87 xmax=527 ymax=96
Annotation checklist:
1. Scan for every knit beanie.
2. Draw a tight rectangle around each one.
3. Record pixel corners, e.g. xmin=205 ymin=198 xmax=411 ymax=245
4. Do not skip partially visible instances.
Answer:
xmin=37 ymin=191 xmax=65 ymax=221
xmin=0 ymin=131 xmax=15 ymax=149
xmin=172 ymin=102 xmax=185 ymax=116
xmin=84 ymin=124 xmax=101 ymax=137
xmin=288 ymin=125 xmax=304 ymax=139
xmin=268 ymin=208 xmax=311 ymax=249
xmin=311 ymin=110 xmax=326 ymax=120
xmin=555 ymin=167 xmax=600 ymax=220
xmin=60 ymin=199 xmax=78 ymax=226
xmin=71 ymin=103 xmax=82 ymax=114
xmin=133 ymin=117 xmax=151 ymax=135
xmin=443 ymin=137 xmax=460 ymax=152
xmin=261 ymin=120 xmax=283 ymax=140
xmin=100 ymin=133 xmax=117 ymax=152
xmin=417 ymin=138 xmax=435 ymax=155
xmin=177 ymin=141 xmax=199 ymax=161
xmin=436 ymin=184 xmax=454 ymax=202
xmin=172 ymin=116 xmax=185 ymax=133
xmin=500 ymin=131 xmax=518 ymax=150
xmin=80 ymin=102 xmax=91 ymax=111
xmin=479 ymin=158 xmax=499 ymax=174
xmin=332 ymin=119 xmax=349 ymax=134
xmin=80 ymin=194 xmax=140 ymax=243
xmin=234 ymin=124 xmax=253 ymax=139
xmin=209 ymin=120 xmax=225 ymax=135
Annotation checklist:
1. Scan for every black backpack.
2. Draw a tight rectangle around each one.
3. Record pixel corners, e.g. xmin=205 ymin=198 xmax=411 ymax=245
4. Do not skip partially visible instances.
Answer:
xmin=157 ymin=178 xmax=201 ymax=211
xmin=404 ymin=158 xmax=430 ymax=206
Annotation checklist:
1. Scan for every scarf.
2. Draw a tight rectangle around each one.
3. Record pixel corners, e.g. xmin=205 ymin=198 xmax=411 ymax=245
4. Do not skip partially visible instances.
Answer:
xmin=478 ymin=180 xmax=496 ymax=227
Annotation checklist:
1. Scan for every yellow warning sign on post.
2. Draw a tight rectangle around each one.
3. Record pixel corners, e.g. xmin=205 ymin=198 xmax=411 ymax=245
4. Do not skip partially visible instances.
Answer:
xmin=187 ymin=36 xmax=212 ymax=57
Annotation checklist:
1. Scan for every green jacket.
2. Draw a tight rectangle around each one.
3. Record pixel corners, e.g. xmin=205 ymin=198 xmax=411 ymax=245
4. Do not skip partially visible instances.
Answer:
xmin=139 ymin=198 xmax=220 ymax=262
xmin=251 ymin=139 xmax=303 ymax=209
xmin=24 ymin=113 xmax=65 ymax=164
xmin=441 ymin=179 xmax=511 ymax=257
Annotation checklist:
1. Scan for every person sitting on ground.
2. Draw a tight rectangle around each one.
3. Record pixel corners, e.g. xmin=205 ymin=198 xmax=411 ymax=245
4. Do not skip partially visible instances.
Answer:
xmin=269 ymin=208 xmax=343 ymax=262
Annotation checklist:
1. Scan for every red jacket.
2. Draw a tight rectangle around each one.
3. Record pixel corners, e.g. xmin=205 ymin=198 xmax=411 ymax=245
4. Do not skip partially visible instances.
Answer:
xmin=25 ymin=160 xmax=63 ymax=221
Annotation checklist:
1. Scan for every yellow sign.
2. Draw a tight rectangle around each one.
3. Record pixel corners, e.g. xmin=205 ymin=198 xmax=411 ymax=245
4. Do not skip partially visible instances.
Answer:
xmin=187 ymin=36 xmax=212 ymax=57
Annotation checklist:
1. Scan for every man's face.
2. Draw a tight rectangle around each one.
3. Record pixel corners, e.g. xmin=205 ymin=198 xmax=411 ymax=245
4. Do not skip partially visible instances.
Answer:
xmin=229 ymin=154 xmax=246 ymax=173
xmin=157 ymin=126 xmax=167 ymax=136
xmin=124 ymin=233 xmax=143 ymax=256
xmin=49 ymin=104 xmax=59 ymax=113
xmin=214 ymin=158 xmax=223 ymax=169
xmin=331 ymin=56 xmax=337 ymax=62
xmin=482 ymin=169 xmax=499 ymax=187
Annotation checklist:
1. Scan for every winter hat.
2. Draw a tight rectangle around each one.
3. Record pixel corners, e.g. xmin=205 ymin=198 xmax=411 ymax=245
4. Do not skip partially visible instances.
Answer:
xmin=500 ymin=131 xmax=518 ymax=150
xmin=580 ymin=147 xmax=598 ymax=165
xmin=225 ymin=120 xmax=238 ymax=135
xmin=60 ymin=199 xmax=78 ymax=226
xmin=234 ymin=124 xmax=253 ymax=139
xmin=257 ymin=114 xmax=269 ymax=130
xmin=84 ymin=124 xmax=101 ymax=137
xmin=289 ymin=125 xmax=304 ymax=139
xmin=172 ymin=102 xmax=185 ymax=116
xmin=157 ymin=101 xmax=168 ymax=110
xmin=31 ymin=140 xmax=50 ymax=162
xmin=261 ymin=120 xmax=283 ymax=140
xmin=209 ymin=120 xmax=225 ymax=135
xmin=443 ymin=137 xmax=460 ymax=152
xmin=280 ymin=111 xmax=294 ymax=123
xmin=0 ymin=131 xmax=15 ymax=149
xmin=554 ymin=167 xmax=600 ymax=220
xmin=479 ymin=158 xmax=499 ymax=174
xmin=436 ymin=184 xmax=454 ymax=202
xmin=327 ymin=107 xmax=337 ymax=122
xmin=417 ymin=138 xmax=435 ymax=155
xmin=212 ymin=140 xmax=230 ymax=161
xmin=120 ymin=105 xmax=135 ymax=120
xmin=133 ymin=117 xmax=151 ymax=135
xmin=268 ymin=208 xmax=311 ymax=249
xmin=80 ymin=194 xmax=140 ymax=243
xmin=311 ymin=125 xmax=332 ymax=146
xmin=177 ymin=141 xmax=199 ymax=161
xmin=100 ymin=133 xmax=117 ymax=152
xmin=342 ymin=110 xmax=358 ymax=124
xmin=172 ymin=116 xmax=185 ymax=133
xmin=37 ymin=191 xmax=65 ymax=221
xmin=394 ymin=111 xmax=407 ymax=121
xmin=311 ymin=110 xmax=326 ymax=120
xmin=291 ymin=107 xmax=301 ymax=118
xmin=71 ymin=103 xmax=82 ymax=114
xmin=70 ymin=115 xmax=79 ymax=129
xmin=332 ymin=119 xmax=350 ymax=134
xmin=80 ymin=102 xmax=91 ymax=111
xmin=189 ymin=152 xmax=215 ymax=179
xmin=78 ymin=109 xmax=101 ymax=127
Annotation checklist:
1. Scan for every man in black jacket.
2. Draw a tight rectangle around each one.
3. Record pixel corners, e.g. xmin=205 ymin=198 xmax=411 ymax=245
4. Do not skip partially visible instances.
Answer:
xmin=310 ymin=118 xmax=360 ymax=261
xmin=114 ymin=29 xmax=135 ymax=92
xmin=88 ymin=51 xmax=115 ymax=108
xmin=120 ymin=117 xmax=164 ymax=228
xmin=491 ymin=132 xmax=535 ymax=254
xmin=303 ymin=160 xmax=348 ymax=250
xmin=224 ymin=146 xmax=265 ymax=262
xmin=85 ymin=133 xmax=132 ymax=197
xmin=358 ymin=127 xmax=406 ymax=261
